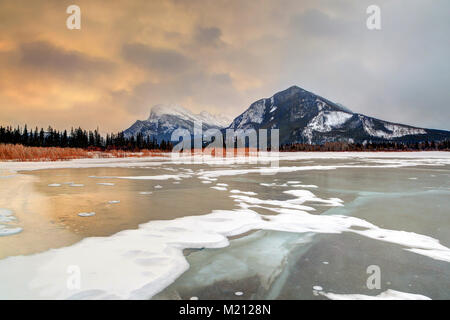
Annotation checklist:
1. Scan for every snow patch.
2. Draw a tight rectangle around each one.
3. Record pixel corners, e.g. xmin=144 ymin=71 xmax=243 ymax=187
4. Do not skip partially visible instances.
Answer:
xmin=0 ymin=209 xmax=16 ymax=223
xmin=211 ymin=186 xmax=227 ymax=191
xmin=321 ymin=289 xmax=431 ymax=300
xmin=229 ymin=190 xmax=257 ymax=196
xmin=308 ymin=111 xmax=353 ymax=133
xmin=313 ymin=286 xmax=323 ymax=291
xmin=362 ymin=118 xmax=426 ymax=139
xmin=0 ymin=225 xmax=22 ymax=237
xmin=291 ymin=184 xmax=318 ymax=188
xmin=78 ymin=212 xmax=96 ymax=217
xmin=232 ymin=99 xmax=266 ymax=128
xmin=91 ymin=174 xmax=188 ymax=181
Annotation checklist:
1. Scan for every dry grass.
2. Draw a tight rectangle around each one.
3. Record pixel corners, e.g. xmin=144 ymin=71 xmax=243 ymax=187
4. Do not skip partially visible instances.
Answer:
xmin=0 ymin=144 xmax=91 ymax=161
xmin=0 ymin=144 xmax=167 ymax=161
xmin=1 ymin=144 xmax=272 ymax=162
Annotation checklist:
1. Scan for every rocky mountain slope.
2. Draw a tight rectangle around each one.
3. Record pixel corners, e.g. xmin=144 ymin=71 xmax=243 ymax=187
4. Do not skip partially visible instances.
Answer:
xmin=228 ymin=86 xmax=450 ymax=144
xmin=124 ymin=104 xmax=231 ymax=142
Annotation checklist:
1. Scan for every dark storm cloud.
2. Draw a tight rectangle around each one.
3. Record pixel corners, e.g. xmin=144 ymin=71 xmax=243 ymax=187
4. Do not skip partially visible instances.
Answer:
xmin=122 ymin=43 xmax=193 ymax=73
xmin=120 ymin=70 xmax=237 ymax=115
xmin=193 ymin=26 xmax=223 ymax=47
xmin=19 ymin=41 xmax=114 ymax=77
xmin=1 ymin=0 xmax=449 ymax=132
xmin=280 ymin=0 xmax=450 ymax=130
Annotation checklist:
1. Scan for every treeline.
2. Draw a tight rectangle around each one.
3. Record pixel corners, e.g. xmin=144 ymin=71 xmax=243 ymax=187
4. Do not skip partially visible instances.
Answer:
xmin=280 ymin=140 xmax=450 ymax=152
xmin=2 ymin=124 xmax=449 ymax=153
xmin=0 ymin=125 xmax=173 ymax=151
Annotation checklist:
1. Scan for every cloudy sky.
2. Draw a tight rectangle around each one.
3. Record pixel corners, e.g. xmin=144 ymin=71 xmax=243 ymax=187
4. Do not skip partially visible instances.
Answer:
xmin=0 ymin=0 xmax=448 ymax=133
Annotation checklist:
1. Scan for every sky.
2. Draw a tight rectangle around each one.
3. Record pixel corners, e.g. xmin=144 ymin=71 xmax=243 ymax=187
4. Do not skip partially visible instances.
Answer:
xmin=0 ymin=0 xmax=449 ymax=133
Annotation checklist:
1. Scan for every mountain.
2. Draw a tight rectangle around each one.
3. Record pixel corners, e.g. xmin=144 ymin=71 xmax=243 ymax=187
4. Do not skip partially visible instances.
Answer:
xmin=125 ymin=86 xmax=450 ymax=145
xmin=124 ymin=104 xmax=231 ymax=142
xmin=228 ymin=86 xmax=450 ymax=144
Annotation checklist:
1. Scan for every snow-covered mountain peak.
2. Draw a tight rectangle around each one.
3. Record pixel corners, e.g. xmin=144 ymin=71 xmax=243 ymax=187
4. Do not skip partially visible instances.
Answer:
xmin=125 ymin=104 xmax=232 ymax=142
xmin=148 ymin=104 xmax=194 ymax=120
xmin=198 ymin=111 xmax=232 ymax=128
xmin=147 ymin=104 xmax=231 ymax=127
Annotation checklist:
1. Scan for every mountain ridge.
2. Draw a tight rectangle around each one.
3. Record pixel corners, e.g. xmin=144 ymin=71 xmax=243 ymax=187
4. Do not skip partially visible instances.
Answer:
xmin=226 ymin=85 xmax=449 ymax=144
xmin=124 ymin=85 xmax=450 ymax=145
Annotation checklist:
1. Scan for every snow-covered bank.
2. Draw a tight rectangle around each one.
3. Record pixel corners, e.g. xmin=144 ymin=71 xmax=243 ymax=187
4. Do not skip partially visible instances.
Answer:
xmin=320 ymin=289 xmax=431 ymax=300
xmin=1 ymin=151 xmax=449 ymax=173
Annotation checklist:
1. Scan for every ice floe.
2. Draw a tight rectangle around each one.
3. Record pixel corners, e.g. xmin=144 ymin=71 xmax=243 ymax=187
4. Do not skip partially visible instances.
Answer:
xmin=0 ymin=209 xmax=16 ymax=223
xmin=211 ymin=186 xmax=227 ymax=191
xmin=0 ymin=209 xmax=22 ymax=236
xmin=91 ymin=174 xmax=190 ymax=181
xmin=283 ymin=190 xmax=343 ymax=206
xmin=260 ymin=182 xmax=289 ymax=187
xmin=78 ymin=212 xmax=96 ymax=217
xmin=291 ymin=184 xmax=318 ymax=188
xmin=48 ymin=183 xmax=61 ymax=187
xmin=230 ymin=190 xmax=258 ymax=196
xmin=320 ymin=289 xmax=431 ymax=300
xmin=313 ymin=285 xmax=323 ymax=291
xmin=0 ymin=225 xmax=22 ymax=237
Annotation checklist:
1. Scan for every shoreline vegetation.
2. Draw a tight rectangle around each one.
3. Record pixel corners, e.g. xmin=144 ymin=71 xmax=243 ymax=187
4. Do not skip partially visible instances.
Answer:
xmin=0 ymin=144 xmax=167 ymax=161
xmin=0 ymin=124 xmax=448 ymax=161
xmin=0 ymin=143 xmax=449 ymax=162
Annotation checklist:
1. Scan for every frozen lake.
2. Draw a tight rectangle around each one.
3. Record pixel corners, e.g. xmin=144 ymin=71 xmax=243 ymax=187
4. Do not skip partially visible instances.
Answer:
xmin=0 ymin=152 xmax=449 ymax=299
